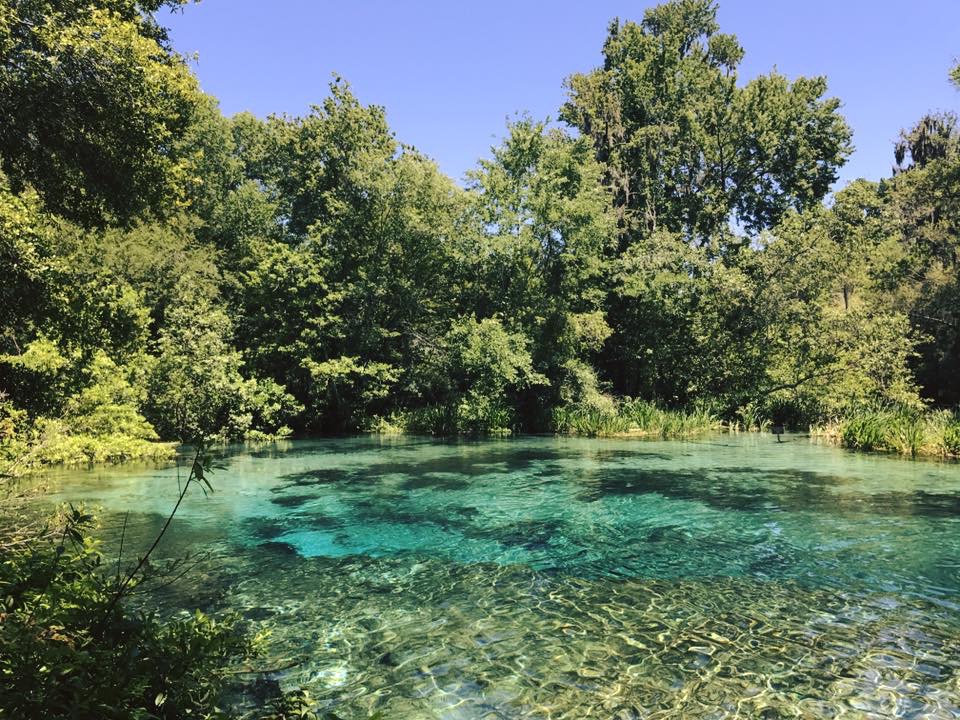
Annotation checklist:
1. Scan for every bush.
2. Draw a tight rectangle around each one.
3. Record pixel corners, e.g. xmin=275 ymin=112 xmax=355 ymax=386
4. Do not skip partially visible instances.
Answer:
xmin=22 ymin=419 xmax=175 ymax=467
xmin=1 ymin=413 xmax=175 ymax=478
xmin=0 ymin=504 xmax=255 ymax=719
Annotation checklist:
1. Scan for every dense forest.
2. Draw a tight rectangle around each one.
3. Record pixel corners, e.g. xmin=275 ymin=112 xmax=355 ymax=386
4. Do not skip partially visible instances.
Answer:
xmin=2 ymin=0 xmax=959 ymax=470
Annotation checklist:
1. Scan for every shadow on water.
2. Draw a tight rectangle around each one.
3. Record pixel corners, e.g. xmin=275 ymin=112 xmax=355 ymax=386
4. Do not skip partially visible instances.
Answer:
xmin=579 ymin=466 xmax=960 ymax=518
xmin=275 ymin=443 xmax=674 ymax=488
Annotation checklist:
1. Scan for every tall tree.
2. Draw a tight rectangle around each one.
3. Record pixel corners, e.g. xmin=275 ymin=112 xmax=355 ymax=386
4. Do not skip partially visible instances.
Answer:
xmin=232 ymin=80 xmax=468 ymax=430
xmin=562 ymin=0 xmax=851 ymax=246
xmin=464 ymin=119 xmax=616 ymax=424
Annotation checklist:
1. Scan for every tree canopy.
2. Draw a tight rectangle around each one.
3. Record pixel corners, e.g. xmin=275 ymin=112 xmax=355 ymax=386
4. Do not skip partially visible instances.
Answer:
xmin=561 ymin=0 xmax=852 ymax=245
xmin=0 ymin=0 xmax=957 ymax=455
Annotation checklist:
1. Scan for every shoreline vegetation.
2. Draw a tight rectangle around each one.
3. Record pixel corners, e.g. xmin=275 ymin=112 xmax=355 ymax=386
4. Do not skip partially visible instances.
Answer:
xmin=811 ymin=408 xmax=960 ymax=459
xmin=6 ymin=401 xmax=957 ymax=481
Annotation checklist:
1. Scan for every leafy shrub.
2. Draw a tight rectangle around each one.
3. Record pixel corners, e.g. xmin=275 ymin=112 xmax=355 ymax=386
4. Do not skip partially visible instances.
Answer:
xmin=21 ymin=419 xmax=174 ymax=467
xmin=390 ymin=397 xmax=514 ymax=437
xmin=63 ymin=353 xmax=157 ymax=439
xmin=0 ymin=504 xmax=255 ymax=719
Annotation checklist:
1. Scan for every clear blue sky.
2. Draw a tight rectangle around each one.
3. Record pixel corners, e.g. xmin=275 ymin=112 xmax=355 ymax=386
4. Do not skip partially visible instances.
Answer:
xmin=163 ymin=1 xmax=960 ymax=190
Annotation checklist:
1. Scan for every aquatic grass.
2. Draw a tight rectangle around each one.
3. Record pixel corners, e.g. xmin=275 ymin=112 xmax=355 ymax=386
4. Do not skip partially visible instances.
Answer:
xmin=839 ymin=413 xmax=888 ymax=451
xmin=888 ymin=413 xmax=927 ymax=457
xmin=556 ymin=398 xmax=721 ymax=438
xmin=929 ymin=409 xmax=960 ymax=456
xmin=814 ymin=407 xmax=960 ymax=458
xmin=395 ymin=404 xmax=461 ymax=436
xmin=942 ymin=419 xmax=960 ymax=455
xmin=735 ymin=402 xmax=772 ymax=432
xmin=552 ymin=404 xmax=631 ymax=437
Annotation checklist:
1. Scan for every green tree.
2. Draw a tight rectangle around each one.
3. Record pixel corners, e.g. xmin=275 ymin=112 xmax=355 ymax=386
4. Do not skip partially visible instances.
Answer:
xmin=562 ymin=0 xmax=851 ymax=244
xmin=405 ymin=316 xmax=546 ymax=434
xmin=0 ymin=0 xmax=204 ymax=224
xmin=894 ymin=112 xmax=959 ymax=172
xmin=464 ymin=119 xmax=616 ymax=425
xmin=145 ymin=289 xmax=272 ymax=443
xmin=232 ymin=80 xmax=468 ymax=430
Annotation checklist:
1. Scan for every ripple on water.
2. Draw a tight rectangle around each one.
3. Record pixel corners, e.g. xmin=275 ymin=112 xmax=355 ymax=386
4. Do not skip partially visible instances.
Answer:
xmin=212 ymin=551 xmax=960 ymax=719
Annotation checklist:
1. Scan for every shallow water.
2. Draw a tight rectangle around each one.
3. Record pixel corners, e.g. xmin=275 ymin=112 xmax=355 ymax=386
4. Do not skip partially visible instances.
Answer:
xmin=37 ymin=434 xmax=960 ymax=718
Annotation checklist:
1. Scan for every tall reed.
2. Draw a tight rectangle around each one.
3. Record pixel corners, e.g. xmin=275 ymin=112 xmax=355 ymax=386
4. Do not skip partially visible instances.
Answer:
xmin=555 ymin=398 xmax=721 ymax=439
xmin=815 ymin=407 xmax=960 ymax=458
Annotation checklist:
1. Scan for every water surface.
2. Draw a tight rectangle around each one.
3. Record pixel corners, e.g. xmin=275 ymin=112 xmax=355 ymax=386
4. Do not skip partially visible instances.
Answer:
xmin=39 ymin=434 xmax=960 ymax=718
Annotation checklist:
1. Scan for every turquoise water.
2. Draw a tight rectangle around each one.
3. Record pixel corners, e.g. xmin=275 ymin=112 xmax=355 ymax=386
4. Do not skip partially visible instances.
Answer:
xmin=38 ymin=434 xmax=960 ymax=718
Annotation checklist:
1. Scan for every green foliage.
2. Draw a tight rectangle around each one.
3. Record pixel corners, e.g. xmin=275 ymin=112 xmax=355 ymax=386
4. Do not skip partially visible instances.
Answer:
xmin=0 ymin=0 xmax=204 ymax=224
xmin=0 ymin=503 xmax=254 ymax=719
xmin=0 ymin=336 xmax=75 ymax=415
xmin=553 ymin=403 xmax=630 ymax=437
xmin=260 ymin=689 xmax=322 ymax=720
xmin=838 ymin=413 xmax=888 ymax=451
xmin=818 ymin=408 xmax=960 ymax=458
xmin=446 ymin=317 xmax=545 ymax=398
xmin=734 ymin=403 xmax=771 ymax=433
xmin=9 ymin=419 xmax=173 ymax=472
xmin=64 ymin=353 xmax=156 ymax=439
xmin=941 ymin=413 xmax=960 ymax=455
xmin=621 ymin=399 xmax=722 ymax=437
xmin=393 ymin=317 xmax=546 ymax=435
xmin=562 ymin=0 xmax=851 ymax=243
xmin=0 ymin=349 xmax=174 ymax=475
xmin=553 ymin=397 xmax=721 ymax=438
xmin=302 ymin=356 xmax=399 ymax=432
xmin=463 ymin=119 xmax=615 ymax=427
xmin=894 ymin=112 xmax=958 ymax=171
xmin=146 ymin=291 xmax=299 ymax=444
xmin=394 ymin=404 xmax=462 ymax=437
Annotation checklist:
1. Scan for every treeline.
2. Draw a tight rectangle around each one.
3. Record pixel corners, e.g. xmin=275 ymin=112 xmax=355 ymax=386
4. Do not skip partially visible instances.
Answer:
xmin=2 ymin=0 xmax=960 ymax=471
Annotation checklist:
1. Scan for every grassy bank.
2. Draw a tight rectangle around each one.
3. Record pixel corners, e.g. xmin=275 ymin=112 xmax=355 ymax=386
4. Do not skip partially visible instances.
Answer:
xmin=812 ymin=409 xmax=960 ymax=458
xmin=1 ymin=412 xmax=295 ymax=478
